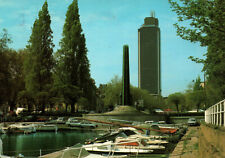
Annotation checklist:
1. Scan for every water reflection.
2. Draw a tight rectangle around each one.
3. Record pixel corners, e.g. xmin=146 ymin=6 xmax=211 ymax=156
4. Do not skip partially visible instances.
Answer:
xmin=1 ymin=131 xmax=98 ymax=157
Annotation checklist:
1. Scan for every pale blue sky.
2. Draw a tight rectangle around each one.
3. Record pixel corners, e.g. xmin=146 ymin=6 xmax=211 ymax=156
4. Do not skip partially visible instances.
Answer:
xmin=0 ymin=0 xmax=206 ymax=96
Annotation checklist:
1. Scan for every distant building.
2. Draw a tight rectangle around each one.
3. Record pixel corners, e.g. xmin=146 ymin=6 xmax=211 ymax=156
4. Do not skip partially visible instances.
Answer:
xmin=138 ymin=12 xmax=161 ymax=95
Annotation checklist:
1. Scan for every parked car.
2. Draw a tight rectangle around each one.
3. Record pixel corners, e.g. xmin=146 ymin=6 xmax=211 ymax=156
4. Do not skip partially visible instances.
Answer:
xmin=56 ymin=117 xmax=67 ymax=124
xmin=48 ymin=117 xmax=67 ymax=124
xmin=68 ymin=117 xmax=75 ymax=122
xmin=79 ymin=121 xmax=97 ymax=128
xmin=154 ymin=109 xmax=164 ymax=113
xmin=66 ymin=117 xmax=81 ymax=127
xmin=187 ymin=118 xmax=198 ymax=126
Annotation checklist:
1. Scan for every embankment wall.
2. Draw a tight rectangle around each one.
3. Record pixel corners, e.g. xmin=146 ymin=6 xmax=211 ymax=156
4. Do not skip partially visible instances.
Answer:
xmin=199 ymin=124 xmax=225 ymax=158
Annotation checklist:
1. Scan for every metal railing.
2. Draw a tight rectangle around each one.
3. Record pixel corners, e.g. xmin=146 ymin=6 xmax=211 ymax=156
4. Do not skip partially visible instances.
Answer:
xmin=205 ymin=99 xmax=225 ymax=126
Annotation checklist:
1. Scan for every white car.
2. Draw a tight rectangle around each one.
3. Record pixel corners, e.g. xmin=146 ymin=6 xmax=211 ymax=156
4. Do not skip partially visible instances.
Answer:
xmin=80 ymin=121 xmax=97 ymax=128
xmin=187 ymin=118 xmax=198 ymax=126
xmin=56 ymin=117 xmax=67 ymax=124
xmin=66 ymin=118 xmax=81 ymax=127
xmin=154 ymin=109 xmax=164 ymax=113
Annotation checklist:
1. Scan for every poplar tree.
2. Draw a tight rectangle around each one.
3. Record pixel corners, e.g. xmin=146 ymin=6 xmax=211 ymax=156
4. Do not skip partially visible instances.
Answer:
xmin=56 ymin=0 xmax=95 ymax=113
xmin=24 ymin=1 xmax=54 ymax=112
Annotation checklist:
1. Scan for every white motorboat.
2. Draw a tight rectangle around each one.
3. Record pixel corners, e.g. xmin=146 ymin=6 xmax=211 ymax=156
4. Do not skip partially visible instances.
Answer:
xmin=83 ymin=139 xmax=154 ymax=155
xmin=127 ymin=135 xmax=168 ymax=145
xmin=146 ymin=138 xmax=168 ymax=145
xmin=63 ymin=147 xmax=127 ymax=158
xmin=118 ymin=127 xmax=168 ymax=143
xmin=115 ymin=137 xmax=165 ymax=150
xmin=8 ymin=123 xmax=36 ymax=134
xmin=149 ymin=135 xmax=169 ymax=140
xmin=39 ymin=143 xmax=127 ymax=158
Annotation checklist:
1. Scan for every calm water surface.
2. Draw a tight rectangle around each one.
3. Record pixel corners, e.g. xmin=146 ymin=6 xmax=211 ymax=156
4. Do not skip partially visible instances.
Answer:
xmin=1 ymin=131 xmax=98 ymax=157
xmin=1 ymin=131 xmax=169 ymax=158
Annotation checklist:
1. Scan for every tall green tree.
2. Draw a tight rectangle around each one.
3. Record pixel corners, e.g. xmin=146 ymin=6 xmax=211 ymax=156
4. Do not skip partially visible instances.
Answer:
xmin=168 ymin=92 xmax=185 ymax=112
xmin=0 ymin=29 xmax=11 ymax=106
xmin=24 ymin=1 xmax=54 ymax=112
xmin=0 ymin=30 xmax=26 ymax=111
xmin=186 ymin=76 xmax=205 ymax=111
xmin=169 ymin=0 xmax=225 ymax=105
xmin=102 ymin=76 xmax=122 ymax=110
xmin=77 ymin=34 xmax=97 ymax=109
xmin=7 ymin=49 xmax=26 ymax=111
xmin=55 ymin=0 xmax=94 ymax=113
xmin=17 ymin=90 xmax=34 ymax=112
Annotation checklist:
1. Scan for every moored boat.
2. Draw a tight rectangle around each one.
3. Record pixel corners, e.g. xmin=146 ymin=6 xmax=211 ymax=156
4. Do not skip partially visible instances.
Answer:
xmin=39 ymin=143 xmax=127 ymax=158
xmin=7 ymin=123 xmax=36 ymax=134
xmin=115 ymin=137 xmax=165 ymax=153
xmin=146 ymin=138 xmax=168 ymax=145
xmin=83 ymin=139 xmax=154 ymax=155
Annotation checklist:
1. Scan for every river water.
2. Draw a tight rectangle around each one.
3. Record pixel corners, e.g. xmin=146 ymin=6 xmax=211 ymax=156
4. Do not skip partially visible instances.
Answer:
xmin=1 ymin=131 xmax=98 ymax=157
xmin=1 ymin=131 xmax=169 ymax=158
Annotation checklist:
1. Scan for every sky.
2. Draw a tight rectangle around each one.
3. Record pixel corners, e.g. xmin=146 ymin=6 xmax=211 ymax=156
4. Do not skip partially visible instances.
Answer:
xmin=0 ymin=0 xmax=206 ymax=96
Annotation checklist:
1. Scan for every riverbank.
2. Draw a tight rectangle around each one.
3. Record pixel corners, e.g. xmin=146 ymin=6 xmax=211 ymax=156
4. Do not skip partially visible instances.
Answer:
xmin=169 ymin=126 xmax=199 ymax=158
xmin=0 ymin=110 xmax=190 ymax=157
xmin=199 ymin=124 xmax=225 ymax=158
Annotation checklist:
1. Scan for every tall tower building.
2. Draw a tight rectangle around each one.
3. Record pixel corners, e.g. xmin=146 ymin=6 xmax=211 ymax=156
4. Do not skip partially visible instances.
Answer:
xmin=138 ymin=12 xmax=161 ymax=95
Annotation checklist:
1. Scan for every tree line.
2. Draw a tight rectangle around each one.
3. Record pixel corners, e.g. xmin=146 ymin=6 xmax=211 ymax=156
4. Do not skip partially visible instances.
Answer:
xmin=167 ymin=76 xmax=205 ymax=112
xmin=169 ymin=0 xmax=225 ymax=107
xmin=100 ymin=75 xmax=205 ymax=113
xmin=0 ymin=0 xmax=97 ymax=113
xmin=1 ymin=0 xmax=223 ymax=114
xmin=97 ymin=76 xmax=165 ymax=113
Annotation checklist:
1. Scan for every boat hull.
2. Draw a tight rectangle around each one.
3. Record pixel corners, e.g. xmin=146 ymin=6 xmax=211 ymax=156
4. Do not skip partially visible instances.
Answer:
xmin=83 ymin=143 xmax=153 ymax=155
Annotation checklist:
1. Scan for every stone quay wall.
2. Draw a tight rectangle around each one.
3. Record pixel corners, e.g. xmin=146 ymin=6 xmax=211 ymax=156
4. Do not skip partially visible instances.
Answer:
xmin=199 ymin=124 xmax=225 ymax=158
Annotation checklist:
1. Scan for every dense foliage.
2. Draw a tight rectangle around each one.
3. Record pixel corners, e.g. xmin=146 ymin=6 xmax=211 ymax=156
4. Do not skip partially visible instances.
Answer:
xmin=0 ymin=30 xmax=25 ymax=111
xmin=99 ymin=76 xmax=165 ymax=113
xmin=2 ymin=0 xmax=223 ymax=115
xmin=0 ymin=29 xmax=11 ymax=106
xmin=166 ymin=76 xmax=205 ymax=112
xmin=185 ymin=76 xmax=205 ymax=111
xmin=0 ymin=0 xmax=95 ymax=114
xmin=55 ymin=0 xmax=96 ymax=113
xmin=169 ymin=0 xmax=225 ymax=106
xmin=167 ymin=92 xmax=185 ymax=112
xmin=24 ymin=1 xmax=54 ymax=112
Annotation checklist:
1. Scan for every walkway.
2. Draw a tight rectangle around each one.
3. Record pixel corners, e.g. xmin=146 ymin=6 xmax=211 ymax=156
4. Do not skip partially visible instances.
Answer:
xmin=170 ymin=126 xmax=199 ymax=158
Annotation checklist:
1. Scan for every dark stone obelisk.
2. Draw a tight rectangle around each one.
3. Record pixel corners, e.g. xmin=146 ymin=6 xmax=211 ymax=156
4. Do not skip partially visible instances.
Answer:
xmin=122 ymin=45 xmax=131 ymax=105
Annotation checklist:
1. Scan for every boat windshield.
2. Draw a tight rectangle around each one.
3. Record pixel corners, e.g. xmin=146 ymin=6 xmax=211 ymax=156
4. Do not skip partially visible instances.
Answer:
xmin=122 ymin=130 xmax=136 ymax=136
xmin=117 ymin=132 xmax=128 ymax=138
xmin=140 ymin=139 xmax=148 ymax=146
